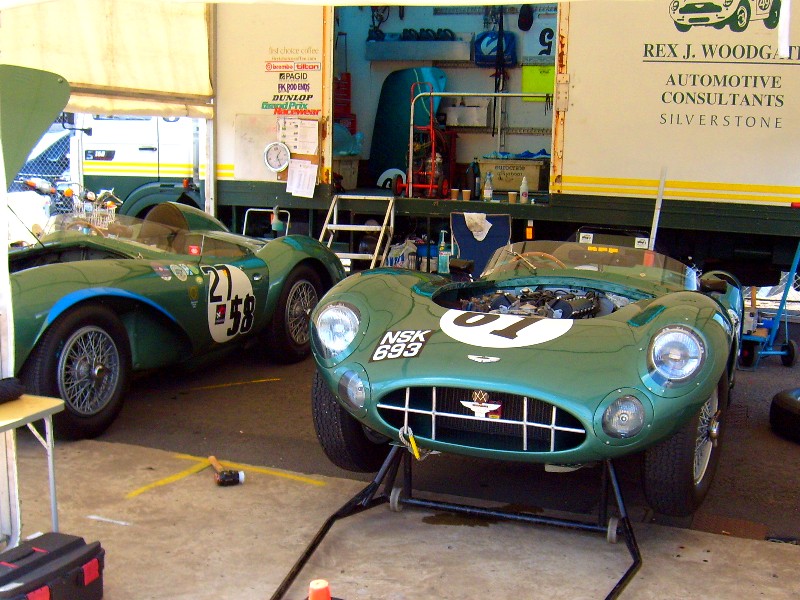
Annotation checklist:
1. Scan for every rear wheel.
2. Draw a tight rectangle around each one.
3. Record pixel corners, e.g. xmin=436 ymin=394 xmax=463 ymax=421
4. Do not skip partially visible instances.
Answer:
xmin=781 ymin=340 xmax=797 ymax=367
xmin=267 ymin=265 xmax=322 ymax=363
xmin=739 ymin=340 xmax=758 ymax=367
xmin=765 ymin=0 xmax=781 ymax=29
xmin=392 ymin=174 xmax=405 ymax=197
xmin=642 ymin=374 xmax=728 ymax=517
xmin=21 ymin=304 xmax=130 ymax=439
xmin=311 ymin=370 xmax=390 ymax=472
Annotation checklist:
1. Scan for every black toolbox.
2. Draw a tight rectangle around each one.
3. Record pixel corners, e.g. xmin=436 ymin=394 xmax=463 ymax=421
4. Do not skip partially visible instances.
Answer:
xmin=0 ymin=532 xmax=104 ymax=599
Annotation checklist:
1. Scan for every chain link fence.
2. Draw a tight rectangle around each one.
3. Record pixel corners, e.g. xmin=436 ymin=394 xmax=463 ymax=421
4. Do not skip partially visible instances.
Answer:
xmin=8 ymin=116 xmax=72 ymax=194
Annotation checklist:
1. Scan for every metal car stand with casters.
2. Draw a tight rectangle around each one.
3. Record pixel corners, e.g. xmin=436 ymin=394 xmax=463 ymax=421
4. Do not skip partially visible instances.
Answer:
xmin=270 ymin=444 xmax=643 ymax=600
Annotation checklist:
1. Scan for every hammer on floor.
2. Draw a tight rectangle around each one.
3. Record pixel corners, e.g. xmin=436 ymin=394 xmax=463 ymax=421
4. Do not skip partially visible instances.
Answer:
xmin=208 ymin=456 xmax=245 ymax=486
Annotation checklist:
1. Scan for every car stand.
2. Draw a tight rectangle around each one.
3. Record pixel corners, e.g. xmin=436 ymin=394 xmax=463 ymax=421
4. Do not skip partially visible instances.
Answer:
xmin=270 ymin=445 xmax=642 ymax=600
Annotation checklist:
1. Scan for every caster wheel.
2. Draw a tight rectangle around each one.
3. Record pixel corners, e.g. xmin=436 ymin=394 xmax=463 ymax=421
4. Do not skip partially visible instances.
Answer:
xmin=389 ymin=487 xmax=405 ymax=512
xmin=607 ymin=516 xmax=619 ymax=544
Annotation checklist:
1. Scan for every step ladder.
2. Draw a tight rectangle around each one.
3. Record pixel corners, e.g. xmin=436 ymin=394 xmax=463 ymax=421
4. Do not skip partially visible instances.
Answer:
xmin=318 ymin=194 xmax=395 ymax=271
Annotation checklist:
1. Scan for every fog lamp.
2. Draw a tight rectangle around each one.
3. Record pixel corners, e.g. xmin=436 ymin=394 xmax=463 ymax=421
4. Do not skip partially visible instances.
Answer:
xmin=338 ymin=369 xmax=367 ymax=410
xmin=602 ymin=395 xmax=646 ymax=439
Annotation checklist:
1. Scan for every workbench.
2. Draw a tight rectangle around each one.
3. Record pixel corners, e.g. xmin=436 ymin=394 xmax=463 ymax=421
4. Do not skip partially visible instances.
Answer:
xmin=0 ymin=394 xmax=64 ymax=548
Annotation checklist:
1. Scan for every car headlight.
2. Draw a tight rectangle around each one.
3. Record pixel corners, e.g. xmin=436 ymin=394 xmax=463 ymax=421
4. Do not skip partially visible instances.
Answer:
xmin=648 ymin=325 xmax=705 ymax=384
xmin=602 ymin=395 xmax=646 ymax=439
xmin=313 ymin=303 xmax=360 ymax=360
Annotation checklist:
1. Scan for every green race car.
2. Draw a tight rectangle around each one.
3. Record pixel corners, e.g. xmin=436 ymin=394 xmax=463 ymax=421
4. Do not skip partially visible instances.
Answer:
xmin=310 ymin=240 xmax=743 ymax=517
xmin=11 ymin=202 xmax=344 ymax=439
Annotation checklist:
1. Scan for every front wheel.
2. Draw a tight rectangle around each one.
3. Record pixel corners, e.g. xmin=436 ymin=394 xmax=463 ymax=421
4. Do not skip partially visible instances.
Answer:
xmin=311 ymin=370 xmax=390 ymax=472
xmin=642 ymin=373 xmax=728 ymax=517
xmin=729 ymin=1 xmax=751 ymax=31
xmin=267 ymin=265 xmax=322 ymax=363
xmin=21 ymin=304 xmax=130 ymax=439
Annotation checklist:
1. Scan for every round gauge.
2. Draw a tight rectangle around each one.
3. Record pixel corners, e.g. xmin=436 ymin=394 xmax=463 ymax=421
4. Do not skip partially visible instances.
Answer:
xmin=263 ymin=141 xmax=291 ymax=172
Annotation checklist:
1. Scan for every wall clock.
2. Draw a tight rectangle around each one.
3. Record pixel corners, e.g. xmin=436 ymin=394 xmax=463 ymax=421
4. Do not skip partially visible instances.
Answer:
xmin=263 ymin=141 xmax=291 ymax=172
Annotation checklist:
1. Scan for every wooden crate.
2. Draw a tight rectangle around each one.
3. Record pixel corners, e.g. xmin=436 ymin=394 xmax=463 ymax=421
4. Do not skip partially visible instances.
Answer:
xmin=333 ymin=157 xmax=359 ymax=189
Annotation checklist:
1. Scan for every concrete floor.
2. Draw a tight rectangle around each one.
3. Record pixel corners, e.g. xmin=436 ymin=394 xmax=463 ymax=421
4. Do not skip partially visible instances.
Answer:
xmin=13 ymin=436 xmax=800 ymax=599
xmin=8 ymin=323 xmax=800 ymax=599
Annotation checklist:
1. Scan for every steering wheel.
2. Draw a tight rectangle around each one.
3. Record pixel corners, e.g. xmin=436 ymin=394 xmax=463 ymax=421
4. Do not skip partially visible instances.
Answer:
xmin=513 ymin=251 xmax=567 ymax=269
xmin=67 ymin=219 xmax=106 ymax=237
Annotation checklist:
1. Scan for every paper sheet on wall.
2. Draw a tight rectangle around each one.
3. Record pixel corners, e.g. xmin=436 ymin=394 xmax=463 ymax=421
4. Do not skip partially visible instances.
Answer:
xmin=286 ymin=159 xmax=318 ymax=198
xmin=278 ymin=118 xmax=318 ymax=155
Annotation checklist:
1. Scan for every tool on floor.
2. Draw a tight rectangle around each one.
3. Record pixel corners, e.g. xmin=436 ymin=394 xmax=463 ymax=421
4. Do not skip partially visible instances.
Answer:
xmin=208 ymin=456 xmax=245 ymax=486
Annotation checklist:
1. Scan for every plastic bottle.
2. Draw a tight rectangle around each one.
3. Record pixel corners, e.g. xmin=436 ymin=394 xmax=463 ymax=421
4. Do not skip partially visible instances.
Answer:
xmin=437 ymin=229 xmax=450 ymax=274
xmin=520 ymin=176 xmax=530 ymax=204
xmin=466 ymin=158 xmax=481 ymax=200
xmin=483 ymin=172 xmax=494 ymax=202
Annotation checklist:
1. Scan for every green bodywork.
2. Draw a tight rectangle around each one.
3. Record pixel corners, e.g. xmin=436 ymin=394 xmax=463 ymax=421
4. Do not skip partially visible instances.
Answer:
xmin=312 ymin=241 xmax=742 ymax=465
xmin=10 ymin=203 xmax=344 ymax=375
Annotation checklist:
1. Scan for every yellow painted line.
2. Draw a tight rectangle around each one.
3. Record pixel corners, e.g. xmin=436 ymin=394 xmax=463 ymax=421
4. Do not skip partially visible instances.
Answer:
xmin=173 ymin=453 xmax=326 ymax=487
xmin=188 ymin=377 xmax=280 ymax=391
xmin=125 ymin=451 xmax=326 ymax=499
xmin=559 ymin=175 xmax=800 ymax=196
xmin=125 ymin=459 xmax=211 ymax=499
xmin=558 ymin=184 xmax=797 ymax=204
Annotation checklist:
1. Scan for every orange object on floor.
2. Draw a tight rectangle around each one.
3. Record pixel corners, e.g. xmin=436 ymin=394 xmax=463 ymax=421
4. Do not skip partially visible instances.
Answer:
xmin=308 ymin=579 xmax=331 ymax=600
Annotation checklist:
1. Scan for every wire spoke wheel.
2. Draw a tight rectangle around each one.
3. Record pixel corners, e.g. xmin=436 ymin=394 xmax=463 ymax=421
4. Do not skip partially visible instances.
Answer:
xmin=58 ymin=325 xmax=121 ymax=416
xmin=286 ymin=280 xmax=319 ymax=346
xmin=693 ymin=387 xmax=719 ymax=485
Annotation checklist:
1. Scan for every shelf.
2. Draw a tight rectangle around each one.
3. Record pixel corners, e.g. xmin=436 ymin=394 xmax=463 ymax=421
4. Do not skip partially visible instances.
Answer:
xmin=365 ymin=41 xmax=471 ymax=62
xmin=447 ymin=126 xmax=552 ymax=136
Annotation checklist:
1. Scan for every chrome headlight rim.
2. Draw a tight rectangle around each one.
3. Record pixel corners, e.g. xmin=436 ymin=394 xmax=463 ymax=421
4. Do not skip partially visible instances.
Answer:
xmin=311 ymin=301 xmax=362 ymax=365
xmin=647 ymin=324 xmax=706 ymax=388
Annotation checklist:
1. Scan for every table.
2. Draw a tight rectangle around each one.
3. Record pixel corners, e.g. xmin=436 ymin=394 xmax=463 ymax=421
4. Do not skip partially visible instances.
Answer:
xmin=0 ymin=394 xmax=64 ymax=548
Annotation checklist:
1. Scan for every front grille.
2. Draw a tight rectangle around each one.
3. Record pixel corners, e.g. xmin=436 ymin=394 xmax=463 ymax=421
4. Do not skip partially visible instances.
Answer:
xmin=377 ymin=387 xmax=586 ymax=453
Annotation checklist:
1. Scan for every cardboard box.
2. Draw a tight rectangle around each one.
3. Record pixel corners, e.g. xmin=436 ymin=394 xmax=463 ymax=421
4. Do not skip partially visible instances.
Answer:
xmin=478 ymin=159 xmax=549 ymax=192
xmin=333 ymin=157 xmax=359 ymax=190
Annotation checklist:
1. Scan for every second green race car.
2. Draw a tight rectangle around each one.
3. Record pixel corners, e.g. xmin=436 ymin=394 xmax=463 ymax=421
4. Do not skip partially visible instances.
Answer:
xmin=310 ymin=240 xmax=743 ymax=516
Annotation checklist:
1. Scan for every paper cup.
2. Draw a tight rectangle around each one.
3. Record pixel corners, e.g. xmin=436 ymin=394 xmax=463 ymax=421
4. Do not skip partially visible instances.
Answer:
xmin=450 ymin=188 xmax=460 ymax=200
xmin=508 ymin=191 xmax=518 ymax=204
xmin=462 ymin=189 xmax=472 ymax=201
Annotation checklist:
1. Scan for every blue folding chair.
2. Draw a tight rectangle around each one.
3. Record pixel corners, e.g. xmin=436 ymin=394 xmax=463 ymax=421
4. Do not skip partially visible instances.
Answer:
xmin=450 ymin=212 xmax=512 ymax=279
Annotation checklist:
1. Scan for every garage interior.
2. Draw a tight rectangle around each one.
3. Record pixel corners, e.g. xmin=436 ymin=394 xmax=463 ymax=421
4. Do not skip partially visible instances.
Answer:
xmin=2 ymin=0 xmax=800 ymax=599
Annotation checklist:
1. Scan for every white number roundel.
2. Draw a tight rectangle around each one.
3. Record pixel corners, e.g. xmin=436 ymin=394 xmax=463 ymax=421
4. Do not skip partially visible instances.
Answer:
xmin=203 ymin=264 xmax=257 ymax=343
xmin=439 ymin=309 xmax=572 ymax=349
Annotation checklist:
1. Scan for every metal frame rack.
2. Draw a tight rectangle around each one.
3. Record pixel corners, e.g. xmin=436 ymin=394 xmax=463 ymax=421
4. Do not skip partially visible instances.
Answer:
xmin=269 ymin=445 xmax=642 ymax=600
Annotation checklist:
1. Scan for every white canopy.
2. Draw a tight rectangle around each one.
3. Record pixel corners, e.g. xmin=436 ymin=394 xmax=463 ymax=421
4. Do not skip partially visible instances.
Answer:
xmin=0 ymin=0 xmax=582 ymax=117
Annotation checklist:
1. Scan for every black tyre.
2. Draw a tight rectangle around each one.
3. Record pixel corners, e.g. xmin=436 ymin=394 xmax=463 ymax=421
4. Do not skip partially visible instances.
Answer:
xmin=781 ymin=339 xmax=797 ymax=367
xmin=642 ymin=373 xmax=728 ymax=517
xmin=765 ymin=0 xmax=781 ymax=29
xmin=311 ymin=370 xmax=390 ymax=472
xmin=267 ymin=265 xmax=322 ymax=363
xmin=0 ymin=378 xmax=24 ymax=404
xmin=739 ymin=339 xmax=758 ymax=367
xmin=770 ymin=389 xmax=800 ymax=443
xmin=21 ymin=304 xmax=130 ymax=439
xmin=729 ymin=1 xmax=751 ymax=31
